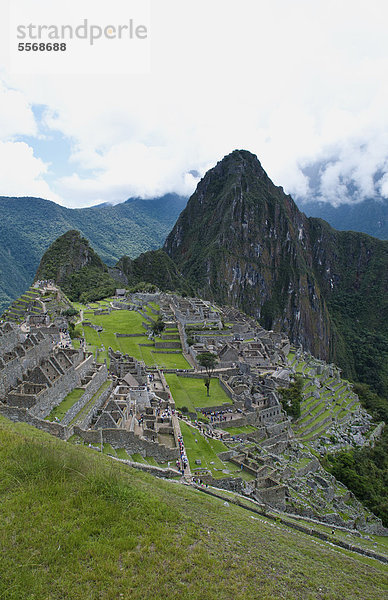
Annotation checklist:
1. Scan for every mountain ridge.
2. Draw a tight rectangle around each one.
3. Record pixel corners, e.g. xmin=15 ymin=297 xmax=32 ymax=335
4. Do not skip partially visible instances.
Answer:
xmin=300 ymin=197 xmax=388 ymax=240
xmin=0 ymin=193 xmax=187 ymax=312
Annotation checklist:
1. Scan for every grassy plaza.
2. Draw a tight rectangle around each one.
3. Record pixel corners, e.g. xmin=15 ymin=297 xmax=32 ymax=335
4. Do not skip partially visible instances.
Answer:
xmin=78 ymin=303 xmax=191 ymax=369
xmin=165 ymin=374 xmax=232 ymax=413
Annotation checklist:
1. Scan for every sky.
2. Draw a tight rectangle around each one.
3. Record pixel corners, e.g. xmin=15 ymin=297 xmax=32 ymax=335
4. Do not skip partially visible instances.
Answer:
xmin=1 ymin=0 xmax=388 ymax=208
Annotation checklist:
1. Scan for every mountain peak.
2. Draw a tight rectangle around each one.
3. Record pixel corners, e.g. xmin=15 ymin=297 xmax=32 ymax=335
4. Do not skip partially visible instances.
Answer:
xmin=35 ymin=229 xmax=105 ymax=284
xmin=34 ymin=230 xmax=118 ymax=302
xmin=201 ymin=149 xmax=267 ymax=188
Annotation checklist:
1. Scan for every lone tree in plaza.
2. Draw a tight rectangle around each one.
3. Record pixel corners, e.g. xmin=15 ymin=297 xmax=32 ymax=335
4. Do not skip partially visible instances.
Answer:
xmin=197 ymin=351 xmax=218 ymax=396
xmin=150 ymin=316 xmax=165 ymax=337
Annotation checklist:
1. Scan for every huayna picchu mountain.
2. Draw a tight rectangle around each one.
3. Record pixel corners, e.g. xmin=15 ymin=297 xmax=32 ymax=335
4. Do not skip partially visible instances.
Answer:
xmin=164 ymin=150 xmax=388 ymax=395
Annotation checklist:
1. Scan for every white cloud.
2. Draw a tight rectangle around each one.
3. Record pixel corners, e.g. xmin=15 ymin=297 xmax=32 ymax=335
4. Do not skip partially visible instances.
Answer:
xmin=0 ymin=140 xmax=61 ymax=201
xmin=0 ymin=0 xmax=387 ymax=206
xmin=0 ymin=81 xmax=37 ymax=139
xmin=58 ymin=142 xmax=201 ymax=206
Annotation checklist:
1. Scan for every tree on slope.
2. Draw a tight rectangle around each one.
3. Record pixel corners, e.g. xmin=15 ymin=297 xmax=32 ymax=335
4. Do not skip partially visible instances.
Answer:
xmin=197 ymin=351 xmax=218 ymax=397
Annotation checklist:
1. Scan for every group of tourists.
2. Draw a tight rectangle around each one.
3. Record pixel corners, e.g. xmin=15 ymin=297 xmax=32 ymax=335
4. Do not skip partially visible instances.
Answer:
xmin=201 ymin=408 xmax=234 ymax=424
xmin=176 ymin=435 xmax=188 ymax=475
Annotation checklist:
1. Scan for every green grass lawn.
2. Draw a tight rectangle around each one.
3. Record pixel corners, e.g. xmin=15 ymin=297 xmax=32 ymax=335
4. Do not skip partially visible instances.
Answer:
xmin=130 ymin=453 xmax=145 ymax=463
xmin=83 ymin=325 xmax=102 ymax=347
xmin=0 ymin=416 xmax=387 ymax=599
xmin=79 ymin=303 xmax=190 ymax=369
xmin=115 ymin=448 xmax=129 ymax=459
xmin=165 ymin=374 xmax=232 ymax=413
xmin=45 ymin=388 xmax=84 ymax=421
xmin=103 ymin=443 xmax=116 ymax=456
xmin=180 ymin=420 xmax=228 ymax=478
xmin=143 ymin=303 xmax=160 ymax=318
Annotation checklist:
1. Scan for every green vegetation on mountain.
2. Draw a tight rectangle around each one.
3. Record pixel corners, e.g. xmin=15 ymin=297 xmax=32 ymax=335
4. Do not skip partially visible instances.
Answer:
xmin=279 ymin=377 xmax=303 ymax=419
xmin=34 ymin=230 xmax=117 ymax=303
xmin=115 ymin=249 xmax=192 ymax=295
xmin=164 ymin=150 xmax=334 ymax=360
xmin=1 ymin=416 xmax=386 ymax=600
xmin=164 ymin=150 xmax=388 ymax=397
xmin=323 ymin=384 xmax=388 ymax=526
xmin=300 ymin=197 xmax=388 ymax=241
xmin=308 ymin=221 xmax=388 ymax=397
xmin=0 ymin=194 xmax=187 ymax=313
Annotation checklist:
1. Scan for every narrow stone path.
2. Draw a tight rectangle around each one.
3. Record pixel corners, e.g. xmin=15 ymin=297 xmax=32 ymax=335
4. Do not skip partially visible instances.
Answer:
xmin=159 ymin=368 xmax=192 ymax=481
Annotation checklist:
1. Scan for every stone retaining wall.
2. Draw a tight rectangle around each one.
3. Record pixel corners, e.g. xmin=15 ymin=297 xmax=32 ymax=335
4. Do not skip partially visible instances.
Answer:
xmin=213 ymin=415 xmax=252 ymax=431
xmin=76 ymin=381 xmax=114 ymax=430
xmin=73 ymin=426 xmax=179 ymax=462
xmin=155 ymin=341 xmax=181 ymax=349
xmin=0 ymin=405 xmax=72 ymax=440
xmin=246 ymin=427 xmax=267 ymax=442
xmin=115 ymin=333 xmax=145 ymax=338
xmin=197 ymin=403 xmax=234 ymax=414
xmin=111 ymin=457 xmax=179 ymax=479
xmin=152 ymin=350 xmax=182 ymax=355
xmin=295 ymin=458 xmax=320 ymax=477
xmin=197 ymin=474 xmax=245 ymax=493
xmin=61 ymin=365 xmax=108 ymax=426
xmin=300 ymin=415 xmax=332 ymax=439
xmin=254 ymin=484 xmax=286 ymax=509
xmin=217 ymin=450 xmax=237 ymax=461
xmin=219 ymin=378 xmax=236 ymax=401
xmin=265 ymin=421 xmax=289 ymax=437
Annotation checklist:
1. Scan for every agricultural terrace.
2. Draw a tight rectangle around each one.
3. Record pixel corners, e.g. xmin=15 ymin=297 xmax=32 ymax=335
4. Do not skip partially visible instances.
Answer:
xmin=76 ymin=302 xmax=190 ymax=369
xmin=45 ymin=388 xmax=84 ymax=422
xmin=180 ymin=421 xmax=255 ymax=481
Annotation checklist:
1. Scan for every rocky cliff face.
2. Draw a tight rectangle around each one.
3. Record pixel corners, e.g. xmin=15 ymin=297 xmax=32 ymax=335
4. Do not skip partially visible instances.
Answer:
xmin=164 ymin=150 xmax=333 ymax=358
xmin=164 ymin=150 xmax=388 ymax=391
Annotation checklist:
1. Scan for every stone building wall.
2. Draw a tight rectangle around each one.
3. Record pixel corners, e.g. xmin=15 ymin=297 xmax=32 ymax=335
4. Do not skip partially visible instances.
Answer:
xmin=198 ymin=475 xmax=247 ymax=494
xmin=254 ymin=484 xmax=286 ymax=509
xmin=28 ymin=354 xmax=94 ymax=419
xmin=0 ymin=333 xmax=56 ymax=397
xmin=0 ymin=323 xmax=21 ymax=354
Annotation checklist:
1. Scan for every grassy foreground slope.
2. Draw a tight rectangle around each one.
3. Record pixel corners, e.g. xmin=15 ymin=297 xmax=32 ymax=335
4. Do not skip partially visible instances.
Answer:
xmin=0 ymin=417 xmax=386 ymax=600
